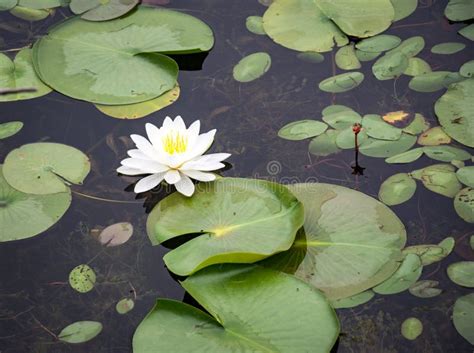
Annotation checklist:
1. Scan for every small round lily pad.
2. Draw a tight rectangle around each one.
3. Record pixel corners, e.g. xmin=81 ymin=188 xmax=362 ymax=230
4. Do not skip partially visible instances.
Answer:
xmin=379 ymin=173 xmax=417 ymax=206
xmin=116 ymin=298 xmax=135 ymax=314
xmin=69 ymin=264 xmax=96 ymax=293
xmin=401 ymin=317 xmax=423 ymax=340
xmin=98 ymin=222 xmax=133 ymax=247
xmin=233 ymin=52 xmax=271 ymax=83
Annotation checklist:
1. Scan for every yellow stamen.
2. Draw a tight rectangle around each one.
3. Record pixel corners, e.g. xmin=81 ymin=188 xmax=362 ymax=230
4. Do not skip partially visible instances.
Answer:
xmin=162 ymin=131 xmax=188 ymax=154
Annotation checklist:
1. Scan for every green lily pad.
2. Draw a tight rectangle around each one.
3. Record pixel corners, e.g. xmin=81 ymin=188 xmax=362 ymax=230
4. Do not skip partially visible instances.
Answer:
xmin=70 ymin=0 xmax=139 ymax=21
xmin=362 ymin=114 xmax=403 ymax=140
xmin=133 ymin=265 xmax=340 ymax=353
xmin=431 ymin=42 xmax=466 ymax=54
xmin=355 ymin=49 xmax=381 ymax=61
xmin=372 ymin=51 xmax=409 ymax=80
xmin=379 ymin=173 xmax=417 ymax=206
xmin=116 ymin=298 xmax=135 ymax=314
xmin=435 ymin=79 xmax=474 ymax=148
xmin=452 ymin=160 xmax=466 ymax=168
xmin=385 ymin=148 xmax=424 ymax=164
xmin=322 ymin=109 xmax=361 ymax=130
xmin=459 ymin=24 xmax=474 ymax=41
xmin=146 ymin=178 xmax=304 ymax=276
xmin=0 ymin=166 xmax=71 ymax=242
xmin=33 ymin=7 xmax=213 ymax=105
xmin=319 ymin=72 xmax=364 ymax=93
xmin=0 ymin=121 xmax=23 ymax=139
xmin=401 ymin=317 xmax=423 ymax=340
xmin=413 ymin=164 xmax=462 ymax=197
xmin=372 ymin=253 xmax=422 ymax=295
xmin=308 ymin=129 xmax=341 ymax=156
xmin=10 ymin=6 xmax=51 ymax=21
xmin=457 ymin=166 xmax=474 ymax=187
xmin=460 ymin=60 xmax=474 ymax=78
xmin=0 ymin=48 xmax=51 ymax=102
xmin=278 ymin=120 xmax=328 ymax=140
xmin=417 ymin=126 xmax=451 ymax=146
xmin=263 ymin=183 xmax=407 ymax=300
xmin=95 ymin=85 xmax=180 ymax=119
xmin=454 ymin=187 xmax=474 ymax=222
xmin=402 ymin=113 xmax=431 ymax=135
xmin=391 ymin=0 xmax=417 ymax=21
xmin=359 ymin=133 xmax=417 ymax=158
xmin=0 ymin=0 xmax=17 ymax=10
xmin=335 ymin=44 xmax=361 ymax=70
xmin=233 ymin=52 xmax=271 ymax=82
xmin=447 ymin=261 xmax=474 ymax=287
xmin=471 ymin=235 xmax=474 ymax=249
xmin=336 ymin=127 xmax=369 ymax=149
xmin=3 ymin=142 xmax=90 ymax=195
xmin=58 ymin=321 xmax=102 ymax=344
xmin=409 ymin=280 xmax=442 ymax=298
xmin=356 ymin=34 xmax=401 ymax=52
xmin=245 ymin=16 xmax=266 ymax=35
xmin=296 ymin=51 xmax=325 ymax=63
xmin=68 ymin=264 xmax=96 ymax=293
xmin=423 ymin=146 xmax=471 ymax=162
xmin=18 ymin=0 xmax=64 ymax=9
xmin=403 ymin=238 xmax=454 ymax=266
xmin=453 ymin=293 xmax=474 ymax=345
xmin=330 ymin=290 xmax=374 ymax=309
xmin=445 ymin=0 xmax=474 ymax=21
xmin=387 ymin=36 xmax=425 ymax=57
xmin=404 ymin=57 xmax=431 ymax=76
xmin=439 ymin=236 xmax=456 ymax=255
xmin=408 ymin=71 xmax=459 ymax=92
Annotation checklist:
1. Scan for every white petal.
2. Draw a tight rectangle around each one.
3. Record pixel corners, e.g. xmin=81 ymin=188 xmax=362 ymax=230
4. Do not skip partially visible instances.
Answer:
xmin=164 ymin=169 xmax=181 ymax=184
xmin=130 ymin=134 xmax=156 ymax=159
xmin=127 ymin=149 xmax=151 ymax=160
xmin=181 ymin=153 xmax=231 ymax=171
xmin=173 ymin=115 xmax=186 ymax=131
xmin=162 ymin=116 xmax=173 ymax=129
xmin=174 ymin=175 xmax=195 ymax=197
xmin=185 ymin=129 xmax=216 ymax=161
xmin=182 ymin=170 xmax=216 ymax=182
xmin=145 ymin=123 xmax=162 ymax=148
xmin=134 ymin=173 xmax=165 ymax=193
xmin=121 ymin=158 xmax=169 ymax=173
xmin=117 ymin=166 xmax=146 ymax=176
xmin=186 ymin=120 xmax=201 ymax=146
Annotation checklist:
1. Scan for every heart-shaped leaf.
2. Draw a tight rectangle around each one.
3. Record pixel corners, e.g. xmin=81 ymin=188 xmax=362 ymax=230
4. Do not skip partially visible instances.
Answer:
xmin=453 ymin=293 xmax=474 ymax=345
xmin=70 ymin=0 xmax=139 ymax=21
xmin=319 ymin=72 xmax=364 ymax=93
xmin=379 ymin=173 xmax=417 ymax=206
xmin=58 ymin=321 xmax=102 ymax=344
xmin=278 ymin=120 xmax=328 ymax=140
xmin=232 ymin=52 xmax=271 ymax=82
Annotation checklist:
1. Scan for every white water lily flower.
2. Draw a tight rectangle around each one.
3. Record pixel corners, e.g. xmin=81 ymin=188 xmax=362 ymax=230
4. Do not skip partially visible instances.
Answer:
xmin=117 ymin=116 xmax=230 ymax=196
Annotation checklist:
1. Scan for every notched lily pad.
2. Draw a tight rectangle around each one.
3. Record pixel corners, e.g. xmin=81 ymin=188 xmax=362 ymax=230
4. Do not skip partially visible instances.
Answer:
xmin=319 ymin=72 xmax=364 ymax=93
xmin=335 ymin=44 xmax=361 ymax=70
xmin=278 ymin=120 xmax=328 ymax=140
xmin=404 ymin=57 xmax=431 ymax=76
xmin=379 ymin=173 xmax=417 ymax=206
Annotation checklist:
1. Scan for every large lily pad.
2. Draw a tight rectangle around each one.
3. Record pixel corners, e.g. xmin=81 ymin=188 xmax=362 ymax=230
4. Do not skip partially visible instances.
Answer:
xmin=447 ymin=261 xmax=474 ymax=287
xmin=435 ymin=78 xmax=474 ymax=148
xmin=70 ymin=0 xmax=139 ymax=21
xmin=453 ymin=293 xmax=474 ymax=345
xmin=0 ymin=48 xmax=51 ymax=102
xmin=233 ymin=52 xmax=271 ymax=83
xmin=32 ymin=7 xmax=213 ymax=105
xmin=0 ymin=166 xmax=71 ymax=242
xmin=3 ymin=143 xmax=90 ymax=195
xmin=379 ymin=173 xmax=417 ymax=206
xmin=372 ymin=253 xmax=422 ymax=294
xmin=278 ymin=120 xmax=328 ymax=140
xmin=454 ymin=187 xmax=474 ymax=222
xmin=319 ymin=72 xmax=364 ymax=93
xmin=146 ymin=178 xmax=304 ymax=276
xmin=133 ymin=265 xmax=339 ymax=353
xmin=263 ymin=183 xmax=407 ymax=300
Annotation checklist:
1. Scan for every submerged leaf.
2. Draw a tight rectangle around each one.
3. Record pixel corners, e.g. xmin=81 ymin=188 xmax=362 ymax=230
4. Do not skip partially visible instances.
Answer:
xmin=318 ymin=72 xmax=364 ymax=93
xmin=453 ymin=293 xmax=474 ymax=345
xmin=379 ymin=173 xmax=417 ymax=206
xmin=447 ymin=261 xmax=474 ymax=287
xmin=98 ymin=222 xmax=133 ymax=247
xmin=401 ymin=317 xmax=423 ymax=340
xmin=58 ymin=321 xmax=102 ymax=344
xmin=233 ymin=52 xmax=271 ymax=82
xmin=409 ymin=280 xmax=442 ymax=298
xmin=68 ymin=264 xmax=96 ymax=293
xmin=0 ymin=121 xmax=23 ymax=139
xmin=278 ymin=120 xmax=328 ymax=140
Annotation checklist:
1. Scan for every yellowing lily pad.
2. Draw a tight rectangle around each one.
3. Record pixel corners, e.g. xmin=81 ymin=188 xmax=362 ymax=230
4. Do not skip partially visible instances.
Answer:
xmin=373 ymin=253 xmax=422 ymax=294
xmin=454 ymin=187 xmax=474 ymax=222
xmin=278 ymin=120 xmax=328 ymax=140
xmin=447 ymin=261 xmax=474 ymax=287
xmin=69 ymin=264 xmax=96 ymax=293
xmin=319 ymin=72 xmax=364 ymax=93
xmin=233 ymin=52 xmax=271 ymax=82
xmin=417 ymin=126 xmax=451 ymax=146
xmin=58 ymin=321 xmax=102 ymax=344
xmin=146 ymin=178 xmax=304 ymax=276
xmin=0 ymin=121 xmax=23 ymax=139
xmin=453 ymin=293 xmax=474 ymax=345
xmin=379 ymin=173 xmax=417 ymax=206
xmin=3 ymin=143 xmax=90 ymax=195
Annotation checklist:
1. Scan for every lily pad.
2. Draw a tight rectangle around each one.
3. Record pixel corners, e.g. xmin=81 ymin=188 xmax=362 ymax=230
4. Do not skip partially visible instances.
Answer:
xmin=10 ymin=6 xmax=51 ymax=21
xmin=435 ymin=79 xmax=474 ymax=148
xmin=431 ymin=42 xmax=466 ymax=54
xmin=146 ymin=178 xmax=304 ymax=276
xmin=336 ymin=128 xmax=369 ymax=149
xmin=116 ymin=298 xmax=135 ymax=314
xmin=278 ymin=120 xmax=328 ymax=140
xmin=409 ymin=280 xmax=442 ymax=298
xmin=359 ymin=133 xmax=417 ymax=158
xmin=0 ymin=48 xmax=51 ymax=102
xmin=32 ymin=7 xmax=213 ymax=105
xmin=402 ymin=113 xmax=430 ymax=134
xmin=362 ymin=114 xmax=403 ymax=140
xmin=233 ymin=52 xmax=271 ymax=82
xmin=3 ymin=142 xmax=90 ymax=195
xmin=335 ymin=44 xmax=361 ymax=70
xmin=70 ymin=0 xmax=139 ymax=21
xmin=0 ymin=0 xmax=17 ymax=11
xmin=423 ymin=145 xmax=471 ymax=162
xmin=17 ymin=0 xmax=64 ymax=9
xmin=417 ymin=126 xmax=451 ymax=146
xmin=413 ymin=164 xmax=462 ymax=197
xmin=403 ymin=238 xmax=454 ymax=266
xmin=459 ymin=24 xmax=474 ymax=41
xmin=385 ymin=148 xmax=424 ymax=164
xmin=401 ymin=317 xmax=423 ymax=340
xmin=0 ymin=166 xmax=71 ymax=242
xmin=68 ymin=264 xmax=96 ymax=293
xmin=263 ymin=183 xmax=407 ymax=300
xmin=391 ymin=0 xmax=417 ymax=21
xmin=308 ymin=130 xmax=341 ymax=156
xmin=379 ymin=173 xmax=417 ymax=206
xmin=447 ymin=261 xmax=474 ymax=287
xmin=245 ymin=16 xmax=266 ymax=35
xmin=372 ymin=253 xmax=423 ymax=295
xmin=98 ymin=222 xmax=133 ymax=247
xmin=318 ymin=72 xmax=364 ymax=93
xmin=382 ymin=110 xmax=415 ymax=127
xmin=460 ymin=60 xmax=474 ymax=78
xmin=95 ymin=85 xmax=180 ymax=119
xmin=453 ymin=293 xmax=474 ymax=345
xmin=330 ymin=290 xmax=374 ymax=309
xmin=0 ymin=121 xmax=23 ymax=139
xmin=387 ymin=36 xmax=424 ymax=57
xmin=408 ymin=71 xmax=456 ymax=92
xmin=58 ymin=321 xmax=102 ymax=344
xmin=296 ymin=51 xmax=325 ymax=63
xmin=372 ymin=51 xmax=409 ymax=80
xmin=322 ymin=109 xmax=361 ymax=130
xmin=457 ymin=166 xmax=474 ymax=187
xmin=404 ymin=57 xmax=431 ymax=76
xmin=133 ymin=265 xmax=340 ymax=353
xmin=356 ymin=34 xmax=401 ymax=52
xmin=454 ymin=187 xmax=474 ymax=222
xmin=445 ymin=0 xmax=474 ymax=21
xmin=355 ymin=49 xmax=381 ymax=61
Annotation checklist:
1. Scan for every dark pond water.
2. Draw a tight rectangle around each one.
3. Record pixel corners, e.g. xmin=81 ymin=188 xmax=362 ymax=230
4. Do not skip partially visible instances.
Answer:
xmin=0 ymin=0 xmax=473 ymax=352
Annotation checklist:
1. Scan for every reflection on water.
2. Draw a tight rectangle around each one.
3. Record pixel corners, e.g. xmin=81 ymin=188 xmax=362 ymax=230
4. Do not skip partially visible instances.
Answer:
xmin=0 ymin=0 xmax=473 ymax=352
